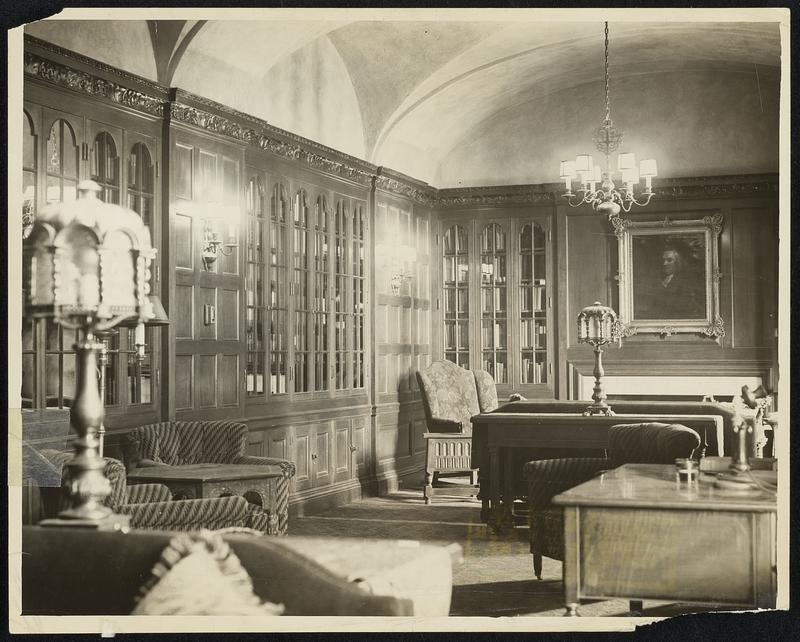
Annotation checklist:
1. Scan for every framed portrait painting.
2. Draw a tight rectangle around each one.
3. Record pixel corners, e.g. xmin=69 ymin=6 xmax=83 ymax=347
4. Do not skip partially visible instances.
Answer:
xmin=614 ymin=213 xmax=724 ymax=338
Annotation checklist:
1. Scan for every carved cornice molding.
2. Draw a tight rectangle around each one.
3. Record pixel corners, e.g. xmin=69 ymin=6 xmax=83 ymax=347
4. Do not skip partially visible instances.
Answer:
xmin=374 ymin=175 xmax=436 ymax=205
xmin=24 ymin=35 xmax=167 ymax=97
xmin=651 ymin=175 xmax=778 ymax=199
xmin=24 ymin=52 xmax=166 ymax=117
xmin=170 ymin=96 xmax=375 ymax=187
xmin=435 ymin=184 xmax=555 ymax=208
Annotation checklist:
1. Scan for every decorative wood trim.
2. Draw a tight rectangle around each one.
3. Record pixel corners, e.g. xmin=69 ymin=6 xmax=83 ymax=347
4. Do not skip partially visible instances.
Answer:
xmin=24 ymin=35 xmax=167 ymax=97
xmin=436 ymin=184 xmax=556 ymax=208
xmin=24 ymin=51 xmax=166 ymax=117
xmin=171 ymin=89 xmax=376 ymax=186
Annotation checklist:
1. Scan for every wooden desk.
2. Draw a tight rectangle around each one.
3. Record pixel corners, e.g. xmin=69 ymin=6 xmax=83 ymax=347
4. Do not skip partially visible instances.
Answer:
xmin=127 ymin=463 xmax=284 ymax=534
xmin=553 ymin=463 xmax=777 ymax=615
xmin=470 ymin=412 xmax=725 ymax=528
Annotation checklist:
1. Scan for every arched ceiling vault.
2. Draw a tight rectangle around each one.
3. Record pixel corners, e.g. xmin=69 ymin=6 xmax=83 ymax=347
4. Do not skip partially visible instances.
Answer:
xmin=25 ymin=18 xmax=781 ymax=187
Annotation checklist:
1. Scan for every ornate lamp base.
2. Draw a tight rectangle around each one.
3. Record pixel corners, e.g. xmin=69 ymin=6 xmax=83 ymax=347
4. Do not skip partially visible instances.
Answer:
xmin=583 ymin=403 xmax=616 ymax=417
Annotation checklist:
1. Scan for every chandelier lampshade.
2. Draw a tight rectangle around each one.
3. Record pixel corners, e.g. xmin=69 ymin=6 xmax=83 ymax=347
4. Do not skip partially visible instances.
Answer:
xmin=559 ymin=22 xmax=658 ymax=218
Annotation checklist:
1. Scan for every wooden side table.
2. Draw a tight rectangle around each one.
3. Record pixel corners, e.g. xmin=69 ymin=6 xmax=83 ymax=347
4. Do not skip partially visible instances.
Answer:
xmin=127 ymin=463 xmax=285 ymax=534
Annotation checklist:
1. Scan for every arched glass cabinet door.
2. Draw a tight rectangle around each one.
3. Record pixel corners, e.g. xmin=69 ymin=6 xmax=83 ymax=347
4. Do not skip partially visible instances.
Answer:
xmin=314 ymin=195 xmax=330 ymax=392
xmin=334 ymin=201 xmax=349 ymax=390
xmin=91 ymin=131 xmax=120 ymax=204
xmin=45 ymin=117 xmax=80 ymax=204
xmin=269 ymin=183 xmax=290 ymax=396
xmin=293 ymin=190 xmax=311 ymax=393
xmin=245 ymin=173 xmax=266 ymax=397
xmin=480 ymin=223 xmax=508 ymax=383
xmin=351 ymin=203 xmax=366 ymax=389
xmin=442 ymin=224 xmax=470 ymax=367
xmin=519 ymin=221 xmax=548 ymax=384
xmin=123 ymin=139 xmax=157 ymax=405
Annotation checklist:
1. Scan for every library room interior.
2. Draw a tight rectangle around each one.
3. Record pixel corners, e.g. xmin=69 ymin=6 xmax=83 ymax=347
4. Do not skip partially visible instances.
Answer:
xmin=12 ymin=9 xmax=787 ymax=628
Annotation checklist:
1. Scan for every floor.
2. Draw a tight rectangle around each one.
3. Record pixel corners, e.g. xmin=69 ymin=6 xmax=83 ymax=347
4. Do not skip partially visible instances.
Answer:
xmin=289 ymin=481 xmax=713 ymax=618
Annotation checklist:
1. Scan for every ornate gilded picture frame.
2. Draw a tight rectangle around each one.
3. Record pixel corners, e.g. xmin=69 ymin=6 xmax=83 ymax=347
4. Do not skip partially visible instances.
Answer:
xmin=613 ymin=213 xmax=724 ymax=338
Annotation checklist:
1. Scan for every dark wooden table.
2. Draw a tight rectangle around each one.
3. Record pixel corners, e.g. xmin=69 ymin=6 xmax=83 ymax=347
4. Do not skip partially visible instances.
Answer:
xmin=553 ymin=463 xmax=777 ymax=615
xmin=470 ymin=412 xmax=725 ymax=529
xmin=127 ymin=463 xmax=284 ymax=532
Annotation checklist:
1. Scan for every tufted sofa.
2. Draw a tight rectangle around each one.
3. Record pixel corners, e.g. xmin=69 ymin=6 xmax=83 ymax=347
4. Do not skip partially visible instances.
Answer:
xmin=124 ymin=421 xmax=296 ymax=535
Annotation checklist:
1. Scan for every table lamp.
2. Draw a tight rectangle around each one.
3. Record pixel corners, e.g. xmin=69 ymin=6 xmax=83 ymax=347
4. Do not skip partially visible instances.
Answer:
xmin=23 ymin=179 xmax=156 ymax=528
xmin=577 ymin=301 xmax=620 ymax=416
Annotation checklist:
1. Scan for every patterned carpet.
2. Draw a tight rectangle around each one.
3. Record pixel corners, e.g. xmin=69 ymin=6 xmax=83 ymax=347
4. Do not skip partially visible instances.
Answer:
xmin=289 ymin=483 xmax=712 ymax=618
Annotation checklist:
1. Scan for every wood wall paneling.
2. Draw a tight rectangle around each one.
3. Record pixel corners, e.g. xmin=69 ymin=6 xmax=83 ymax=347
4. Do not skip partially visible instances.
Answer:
xmin=174 ymin=354 xmax=193 ymax=410
xmin=220 ymin=354 xmax=239 ymax=406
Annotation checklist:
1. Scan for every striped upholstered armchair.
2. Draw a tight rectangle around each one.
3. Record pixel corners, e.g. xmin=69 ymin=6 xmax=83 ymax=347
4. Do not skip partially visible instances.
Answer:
xmin=125 ymin=421 xmax=296 ymax=535
xmin=524 ymin=422 xmax=702 ymax=580
xmin=40 ymin=450 xmax=251 ymax=531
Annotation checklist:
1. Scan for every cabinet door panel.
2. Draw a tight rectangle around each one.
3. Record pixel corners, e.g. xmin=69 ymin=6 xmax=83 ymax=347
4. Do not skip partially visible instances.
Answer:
xmin=292 ymin=424 xmax=312 ymax=491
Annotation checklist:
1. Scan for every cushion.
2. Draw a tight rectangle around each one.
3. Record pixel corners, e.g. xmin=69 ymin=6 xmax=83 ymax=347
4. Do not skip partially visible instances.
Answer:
xmin=132 ymin=530 xmax=283 ymax=616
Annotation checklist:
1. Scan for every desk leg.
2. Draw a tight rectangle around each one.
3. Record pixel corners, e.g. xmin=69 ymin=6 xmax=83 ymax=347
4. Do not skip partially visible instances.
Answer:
xmin=489 ymin=446 xmax=500 ymax=530
xmin=504 ymin=449 xmax=515 ymax=521
xmin=563 ymin=506 xmax=580 ymax=616
xmin=479 ymin=467 xmax=489 ymax=523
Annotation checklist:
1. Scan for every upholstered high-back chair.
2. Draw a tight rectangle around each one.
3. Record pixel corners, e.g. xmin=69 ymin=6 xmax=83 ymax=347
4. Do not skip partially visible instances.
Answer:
xmin=126 ymin=421 xmax=296 ymax=534
xmin=416 ymin=360 xmax=499 ymax=504
xmin=416 ymin=360 xmax=499 ymax=434
xmin=524 ymin=422 xmax=701 ymax=580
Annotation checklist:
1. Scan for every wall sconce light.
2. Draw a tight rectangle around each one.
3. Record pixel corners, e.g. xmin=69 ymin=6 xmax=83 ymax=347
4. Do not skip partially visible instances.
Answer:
xmin=577 ymin=301 xmax=621 ymax=416
xmin=202 ymin=217 xmax=238 ymax=270
xmin=376 ymin=243 xmax=417 ymax=295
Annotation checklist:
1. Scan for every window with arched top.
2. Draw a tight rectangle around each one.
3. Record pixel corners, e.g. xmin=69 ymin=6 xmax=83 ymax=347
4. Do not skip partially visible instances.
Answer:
xmin=480 ymin=223 xmax=508 ymax=383
xmin=519 ymin=222 xmax=548 ymax=384
xmin=45 ymin=118 xmax=79 ymax=204
xmin=443 ymin=224 xmax=470 ymax=368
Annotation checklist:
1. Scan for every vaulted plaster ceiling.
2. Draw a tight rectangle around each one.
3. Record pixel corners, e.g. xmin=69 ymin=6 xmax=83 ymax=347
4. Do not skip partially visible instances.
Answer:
xmin=25 ymin=15 xmax=782 ymax=187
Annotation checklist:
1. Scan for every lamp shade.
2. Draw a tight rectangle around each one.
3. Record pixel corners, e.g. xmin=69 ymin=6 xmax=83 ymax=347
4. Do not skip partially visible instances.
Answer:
xmin=577 ymin=301 xmax=618 ymax=343
xmin=118 ymin=295 xmax=170 ymax=328
xmin=23 ymin=180 xmax=155 ymax=328
xmin=560 ymin=160 xmax=577 ymax=179
xmin=617 ymin=152 xmax=636 ymax=171
xmin=639 ymin=158 xmax=658 ymax=177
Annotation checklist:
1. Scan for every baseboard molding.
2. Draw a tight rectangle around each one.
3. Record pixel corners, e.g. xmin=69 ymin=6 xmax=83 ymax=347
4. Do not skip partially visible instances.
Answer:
xmin=375 ymin=461 xmax=425 ymax=495
xmin=288 ymin=476 xmax=378 ymax=519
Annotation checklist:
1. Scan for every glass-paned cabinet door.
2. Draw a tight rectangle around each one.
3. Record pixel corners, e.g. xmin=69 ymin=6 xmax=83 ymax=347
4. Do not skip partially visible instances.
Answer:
xmin=126 ymin=139 xmax=157 ymax=405
xmin=293 ymin=190 xmax=311 ymax=393
xmin=480 ymin=223 xmax=508 ymax=383
xmin=45 ymin=116 xmax=80 ymax=204
xmin=442 ymin=224 xmax=470 ymax=367
xmin=519 ymin=222 xmax=548 ymax=384
xmin=269 ymin=184 xmax=290 ymax=395
xmin=313 ymin=196 xmax=330 ymax=392
xmin=90 ymin=131 xmax=120 ymax=204
xmin=245 ymin=173 xmax=266 ymax=396
xmin=334 ymin=201 xmax=349 ymax=390
xmin=352 ymin=203 xmax=366 ymax=389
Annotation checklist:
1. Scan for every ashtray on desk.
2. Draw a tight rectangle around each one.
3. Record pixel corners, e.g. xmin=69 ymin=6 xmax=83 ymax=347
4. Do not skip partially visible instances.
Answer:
xmin=674 ymin=458 xmax=699 ymax=483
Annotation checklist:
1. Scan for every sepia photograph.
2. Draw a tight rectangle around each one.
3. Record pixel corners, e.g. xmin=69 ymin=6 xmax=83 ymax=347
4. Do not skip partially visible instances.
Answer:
xmin=7 ymin=5 xmax=790 ymax=636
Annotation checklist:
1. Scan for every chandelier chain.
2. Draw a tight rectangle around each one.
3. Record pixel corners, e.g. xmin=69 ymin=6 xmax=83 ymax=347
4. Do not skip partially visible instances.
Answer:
xmin=604 ymin=21 xmax=611 ymax=124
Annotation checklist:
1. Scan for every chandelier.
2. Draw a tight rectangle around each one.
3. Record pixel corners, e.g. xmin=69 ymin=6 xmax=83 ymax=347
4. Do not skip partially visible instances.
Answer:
xmin=559 ymin=22 xmax=657 ymax=218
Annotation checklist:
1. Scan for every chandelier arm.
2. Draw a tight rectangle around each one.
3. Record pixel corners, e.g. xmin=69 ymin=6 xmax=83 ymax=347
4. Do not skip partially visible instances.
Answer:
xmin=628 ymin=192 xmax=655 ymax=208
xmin=563 ymin=193 xmax=589 ymax=208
